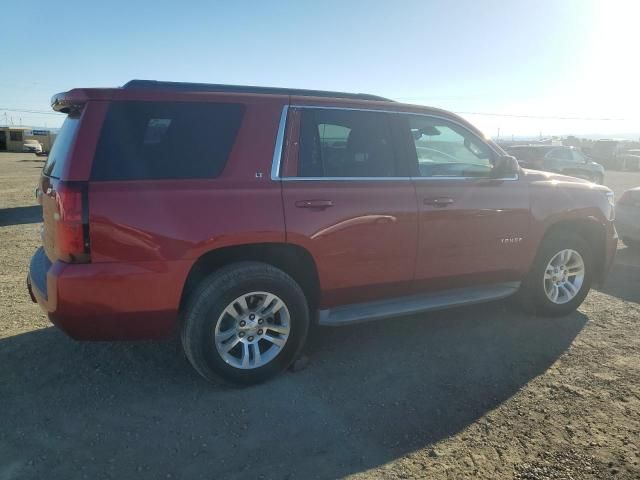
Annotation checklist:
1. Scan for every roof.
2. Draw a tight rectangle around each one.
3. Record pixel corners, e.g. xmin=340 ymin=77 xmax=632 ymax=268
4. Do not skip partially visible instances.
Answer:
xmin=122 ymin=79 xmax=393 ymax=102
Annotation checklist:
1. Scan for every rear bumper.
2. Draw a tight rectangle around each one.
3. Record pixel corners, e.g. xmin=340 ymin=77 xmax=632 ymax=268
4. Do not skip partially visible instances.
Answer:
xmin=27 ymin=247 xmax=189 ymax=340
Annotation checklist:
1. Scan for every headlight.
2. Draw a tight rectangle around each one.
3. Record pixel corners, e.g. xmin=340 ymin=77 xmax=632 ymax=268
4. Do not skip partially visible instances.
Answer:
xmin=605 ymin=191 xmax=615 ymax=207
xmin=605 ymin=191 xmax=615 ymax=220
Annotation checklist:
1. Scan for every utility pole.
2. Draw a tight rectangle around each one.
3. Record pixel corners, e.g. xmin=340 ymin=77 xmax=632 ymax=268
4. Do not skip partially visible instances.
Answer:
xmin=496 ymin=128 xmax=500 ymax=141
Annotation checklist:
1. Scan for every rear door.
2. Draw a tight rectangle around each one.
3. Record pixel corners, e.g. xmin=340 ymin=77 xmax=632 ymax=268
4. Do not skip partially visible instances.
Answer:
xmin=280 ymin=107 xmax=418 ymax=307
xmin=398 ymin=113 xmax=531 ymax=289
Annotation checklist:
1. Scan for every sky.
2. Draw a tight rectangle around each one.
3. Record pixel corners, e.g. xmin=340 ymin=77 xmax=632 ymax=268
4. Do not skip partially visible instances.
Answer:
xmin=1 ymin=0 xmax=638 ymax=138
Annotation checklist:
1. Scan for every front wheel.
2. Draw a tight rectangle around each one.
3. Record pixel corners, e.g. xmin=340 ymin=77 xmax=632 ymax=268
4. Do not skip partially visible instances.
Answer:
xmin=519 ymin=231 xmax=593 ymax=316
xmin=181 ymin=262 xmax=310 ymax=385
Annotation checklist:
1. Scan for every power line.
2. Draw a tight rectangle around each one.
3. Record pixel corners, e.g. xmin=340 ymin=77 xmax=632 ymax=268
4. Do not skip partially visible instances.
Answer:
xmin=454 ymin=111 xmax=624 ymax=121
xmin=0 ymin=107 xmax=61 ymax=116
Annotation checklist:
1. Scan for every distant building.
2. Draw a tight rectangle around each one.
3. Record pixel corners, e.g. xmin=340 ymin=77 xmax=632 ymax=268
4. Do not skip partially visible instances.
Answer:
xmin=0 ymin=126 xmax=57 ymax=152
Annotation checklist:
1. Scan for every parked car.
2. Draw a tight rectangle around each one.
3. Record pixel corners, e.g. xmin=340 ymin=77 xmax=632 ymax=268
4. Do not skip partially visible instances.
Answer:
xmin=592 ymin=139 xmax=623 ymax=169
xmin=616 ymin=187 xmax=640 ymax=249
xmin=505 ymin=145 xmax=605 ymax=184
xmin=27 ymin=80 xmax=617 ymax=385
xmin=619 ymin=149 xmax=640 ymax=171
xmin=22 ymin=139 xmax=43 ymax=154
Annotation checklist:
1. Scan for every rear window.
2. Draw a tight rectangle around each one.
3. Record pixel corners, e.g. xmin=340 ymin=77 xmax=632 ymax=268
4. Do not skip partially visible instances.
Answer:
xmin=91 ymin=101 xmax=244 ymax=181
xmin=43 ymin=115 xmax=81 ymax=178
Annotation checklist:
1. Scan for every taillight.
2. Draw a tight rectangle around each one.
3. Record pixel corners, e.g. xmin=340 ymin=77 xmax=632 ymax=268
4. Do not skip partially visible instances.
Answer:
xmin=54 ymin=182 xmax=90 ymax=263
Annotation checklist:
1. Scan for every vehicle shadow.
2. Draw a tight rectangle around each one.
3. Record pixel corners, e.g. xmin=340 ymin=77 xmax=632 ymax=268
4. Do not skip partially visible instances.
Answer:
xmin=595 ymin=245 xmax=640 ymax=303
xmin=0 ymin=303 xmax=587 ymax=479
xmin=0 ymin=205 xmax=41 ymax=227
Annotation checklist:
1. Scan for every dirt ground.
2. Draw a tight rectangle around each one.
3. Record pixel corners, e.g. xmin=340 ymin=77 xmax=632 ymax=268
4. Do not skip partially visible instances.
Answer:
xmin=1 ymin=152 xmax=639 ymax=480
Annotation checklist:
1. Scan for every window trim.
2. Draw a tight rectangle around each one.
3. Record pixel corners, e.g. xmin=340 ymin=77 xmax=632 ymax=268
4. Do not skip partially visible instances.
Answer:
xmin=271 ymin=105 xmax=518 ymax=181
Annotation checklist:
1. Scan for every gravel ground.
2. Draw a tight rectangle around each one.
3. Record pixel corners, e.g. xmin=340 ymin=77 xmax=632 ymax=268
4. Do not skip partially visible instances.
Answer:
xmin=1 ymin=152 xmax=639 ymax=480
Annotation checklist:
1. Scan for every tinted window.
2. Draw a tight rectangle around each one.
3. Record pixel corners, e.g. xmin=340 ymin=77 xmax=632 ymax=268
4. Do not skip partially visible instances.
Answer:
xmin=92 ymin=101 xmax=244 ymax=181
xmin=406 ymin=116 xmax=493 ymax=178
xmin=571 ymin=149 xmax=587 ymax=163
xmin=507 ymin=148 xmax=536 ymax=161
xmin=43 ymin=115 xmax=81 ymax=179
xmin=10 ymin=131 xmax=23 ymax=141
xmin=547 ymin=148 xmax=572 ymax=161
xmin=298 ymin=109 xmax=396 ymax=177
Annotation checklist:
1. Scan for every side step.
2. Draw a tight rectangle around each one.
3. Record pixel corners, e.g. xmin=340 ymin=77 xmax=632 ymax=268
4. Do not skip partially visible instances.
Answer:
xmin=317 ymin=282 xmax=520 ymax=326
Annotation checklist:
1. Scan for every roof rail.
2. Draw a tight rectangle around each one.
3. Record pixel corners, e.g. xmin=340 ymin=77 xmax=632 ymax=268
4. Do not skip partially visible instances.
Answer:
xmin=122 ymin=79 xmax=393 ymax=102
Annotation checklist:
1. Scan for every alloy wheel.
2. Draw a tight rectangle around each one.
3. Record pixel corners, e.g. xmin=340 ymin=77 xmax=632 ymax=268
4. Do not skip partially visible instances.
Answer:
xmin=543 ymin=249 xmax=585 ymax=304
xmin=214 ymin=291 xmax=291 ymax=369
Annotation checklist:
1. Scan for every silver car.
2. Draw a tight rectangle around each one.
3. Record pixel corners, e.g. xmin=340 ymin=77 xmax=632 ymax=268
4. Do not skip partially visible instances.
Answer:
xmin=616 ymin=187 xmax=640 ymax=249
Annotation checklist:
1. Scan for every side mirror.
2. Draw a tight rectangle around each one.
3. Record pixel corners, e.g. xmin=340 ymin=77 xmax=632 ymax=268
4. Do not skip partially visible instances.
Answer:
xmin=491 ymin=155 xmax=519 ymax=178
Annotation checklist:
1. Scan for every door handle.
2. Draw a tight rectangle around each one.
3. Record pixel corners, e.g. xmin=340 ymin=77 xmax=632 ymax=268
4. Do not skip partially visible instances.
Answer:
xmin=424 ymin=197 xmax=454 ymax=207
xmin=295 ymin=200 xmax=334 ymax=209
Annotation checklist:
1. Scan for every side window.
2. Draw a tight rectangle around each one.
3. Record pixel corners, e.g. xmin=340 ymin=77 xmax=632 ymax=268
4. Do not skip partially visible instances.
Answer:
xmin=92 ymin=101 xmax=244 ymax=181
xmin=406 ymin=116 xmax=493 ymax=178
xmin=571 ymin=149 xmax=586 ymax=163
xmin=10 ymin=130 xmax=23 ymax=142
xmin=298 ymin=109 xmax=396 ymax=178
xmin=547 ymin=148 xmax=572 ymax=161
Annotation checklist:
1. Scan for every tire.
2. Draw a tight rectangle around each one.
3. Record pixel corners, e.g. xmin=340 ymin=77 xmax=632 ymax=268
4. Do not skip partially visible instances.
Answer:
xmin=621 ymin=237 xmax=640 ymax=250
xmin=181 ymin=262 xmax=310 ymax=385
xmin=519 ymin=231 xmax=593 ymax=316
xmin=592 ymin=173 xmax=604 ymax=185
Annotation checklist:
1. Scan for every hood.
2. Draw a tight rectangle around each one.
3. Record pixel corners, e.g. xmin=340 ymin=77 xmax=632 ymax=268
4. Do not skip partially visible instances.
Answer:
xmin=522 ymin=168 xmax=611 ymax=192
xmin=522 ymin=168 xmax=590 ymax=184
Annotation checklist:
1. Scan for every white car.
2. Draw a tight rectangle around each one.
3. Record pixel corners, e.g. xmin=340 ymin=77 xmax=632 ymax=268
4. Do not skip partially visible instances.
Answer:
xmin=616 ymin=187 xmax=640 ymax=249
xmin=23 ymin=139 xmax=43 ymax=154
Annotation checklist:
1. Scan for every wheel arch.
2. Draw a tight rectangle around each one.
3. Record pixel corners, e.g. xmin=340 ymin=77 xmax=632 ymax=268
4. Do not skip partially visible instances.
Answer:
xmin=179 ymin=243 xmax=321 ymax=312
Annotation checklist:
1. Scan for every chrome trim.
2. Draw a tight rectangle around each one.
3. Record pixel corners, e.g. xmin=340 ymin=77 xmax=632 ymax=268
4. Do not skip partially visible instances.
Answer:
xmin=412 ymin=174 xmax=519 ymax=181
xmin=280 ymin=175 xmax=518 ymax=182
xmin=273 ymin=104 xmax=518 ymax=181
xmin=281 ymin=176 xmax=412 ymax=181
xmin=270 ymin=105 xmax=289 ymax=180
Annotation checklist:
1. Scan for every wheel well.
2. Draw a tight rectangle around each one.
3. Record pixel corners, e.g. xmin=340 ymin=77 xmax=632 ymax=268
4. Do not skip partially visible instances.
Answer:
xmin=542 ymin=218 xmax=606 ymax=278
xmin=180 ymin=243 xmax=320 ymax=310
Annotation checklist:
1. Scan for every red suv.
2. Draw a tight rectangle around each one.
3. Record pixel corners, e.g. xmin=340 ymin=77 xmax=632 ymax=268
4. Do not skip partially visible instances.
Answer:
xmin=27 ymin=80 xmax=618 ymax=384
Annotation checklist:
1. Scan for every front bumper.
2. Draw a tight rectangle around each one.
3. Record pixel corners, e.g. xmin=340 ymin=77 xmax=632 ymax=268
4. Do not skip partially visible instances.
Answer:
xmin=27 ymin=247 xmax=188 ymax=340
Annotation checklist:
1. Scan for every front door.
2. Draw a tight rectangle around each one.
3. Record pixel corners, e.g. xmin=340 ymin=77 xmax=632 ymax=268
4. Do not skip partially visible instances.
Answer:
xmin=398 ymin=113 xmax=530 ymax=289
xmin=0 ymin=131 xmax=6 ymax=151
xmin=280 ymin=107 xmax=418 ymax=308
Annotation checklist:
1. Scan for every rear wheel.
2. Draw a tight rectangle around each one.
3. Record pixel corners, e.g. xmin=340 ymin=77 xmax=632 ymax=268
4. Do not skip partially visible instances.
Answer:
xmin=181 ymin=262 xmax=310 ymax=385
xmin=519 ymin=231 xmax=593 ymax=316
xmin=591 ymin=173 xmax=604 ymax=185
